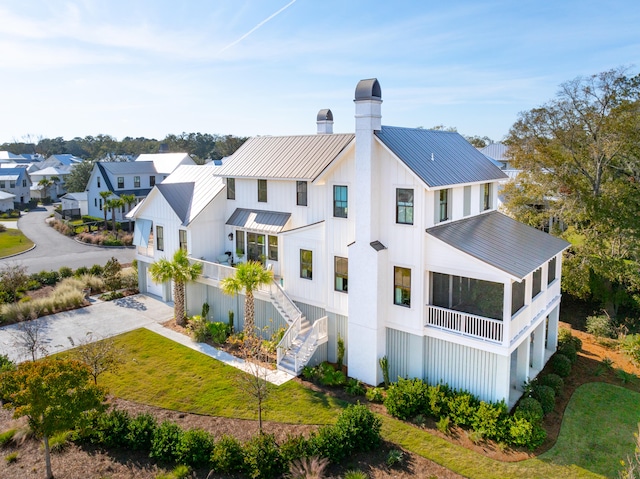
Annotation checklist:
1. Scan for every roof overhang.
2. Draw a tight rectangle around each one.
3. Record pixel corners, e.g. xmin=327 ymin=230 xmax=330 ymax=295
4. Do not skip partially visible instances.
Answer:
xmin=226 ymin=208 xmax=291 ymax=234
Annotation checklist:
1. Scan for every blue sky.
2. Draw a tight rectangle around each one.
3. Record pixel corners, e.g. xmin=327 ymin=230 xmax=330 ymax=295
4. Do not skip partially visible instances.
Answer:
xmin=0 ymin=0 xmax=638 ymax=144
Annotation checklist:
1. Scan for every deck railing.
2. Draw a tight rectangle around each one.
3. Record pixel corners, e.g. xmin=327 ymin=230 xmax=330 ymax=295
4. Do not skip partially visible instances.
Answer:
xmin=426 ymin=305 xmax=503 ymax=343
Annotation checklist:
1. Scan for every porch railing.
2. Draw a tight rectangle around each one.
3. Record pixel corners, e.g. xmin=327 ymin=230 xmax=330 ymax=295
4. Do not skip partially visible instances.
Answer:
xmin=276 ymin=316 xmax=302 ymax=366
xmin=426 ymin=305 xmax=503 ymax=343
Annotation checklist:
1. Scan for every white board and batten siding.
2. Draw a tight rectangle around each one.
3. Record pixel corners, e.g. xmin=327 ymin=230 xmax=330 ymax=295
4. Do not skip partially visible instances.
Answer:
xmin=188 ymin=194 xmax=227 ymax=261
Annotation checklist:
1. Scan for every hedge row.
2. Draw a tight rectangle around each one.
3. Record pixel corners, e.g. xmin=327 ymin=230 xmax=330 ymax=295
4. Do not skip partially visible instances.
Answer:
xmin=74 ymin=404 xmax=381 ymax=479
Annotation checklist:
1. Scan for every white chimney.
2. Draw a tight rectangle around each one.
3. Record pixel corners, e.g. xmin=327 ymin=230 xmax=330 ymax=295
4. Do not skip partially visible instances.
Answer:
xmin=316 ymin=109 xmax=334 ymax=134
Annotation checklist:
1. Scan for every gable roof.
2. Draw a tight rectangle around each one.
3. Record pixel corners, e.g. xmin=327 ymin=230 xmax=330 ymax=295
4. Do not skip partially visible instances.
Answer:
xmin=0 ymin=168 xmax=27 ymax=181
xmin=215 ymin=133 xmax=354 ymax=180
xmin=135 ymin=153 xmax=194 ymax=174
xmin=61 ymin=192 xmax=88 ymax=202
xmin=47 ymin=154 xmax=83 ymax=165
xmin=0 ymin=191 xmax=15 ymax=200
xmin=375 ymin=126 xmax=507 ymax=188
xmin=30 ymin=166 xmax=69 ymax=177
xmin=427 ymin=211 xmax=570 ymax=280
xmin=479 ymin=143 xmax=509 ymax=164
xmin=144 ymin=165 xmax=225 ymax=226
xmin=98 ymin=161 xmax=158 ymax=175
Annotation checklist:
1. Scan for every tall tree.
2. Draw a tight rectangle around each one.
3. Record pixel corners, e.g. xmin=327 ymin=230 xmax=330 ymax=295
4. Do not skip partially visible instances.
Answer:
xmin=65 ymin=159 xmax=95 ymax=193
xmin=106 ymin=197 xmax=124 ymax=232
xmin=99 ymin=191 xmax=112 ymax=229
xmin=120 ymin=193 xmax=137 ymax=232
xmin=221 ymin=261 xmax=273 ymax=336
xmin=149 ymin=248 xmax=202 ymax=326
xmin=0 ymin=359 xmax=106 ymax=479
xmin=503 ymin=67 xmax=640 ymax=316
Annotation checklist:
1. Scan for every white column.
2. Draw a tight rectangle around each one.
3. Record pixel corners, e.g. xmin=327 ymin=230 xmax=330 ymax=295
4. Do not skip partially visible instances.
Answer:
xmin=502 ymin=280 xmax=512 ymax=347
xmin=495 ymin=353 xmax=511 ymax=403
xmin=531 ymin=321 xmax=546 ymax=372
xmin=515 ymin=338 xmax=530 ymax=389
xmin=547 ymin=306 xmax=560 ymax=353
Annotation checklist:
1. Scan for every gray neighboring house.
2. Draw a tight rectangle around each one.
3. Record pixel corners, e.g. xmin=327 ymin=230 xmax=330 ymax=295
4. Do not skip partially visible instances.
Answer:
xmin=0 ymin=191 xmax=15 ymax=212
xmin=0 ymin=168 xmax=32 ymax=205
xmin=60 ymin=192 xmax=88 ymax=216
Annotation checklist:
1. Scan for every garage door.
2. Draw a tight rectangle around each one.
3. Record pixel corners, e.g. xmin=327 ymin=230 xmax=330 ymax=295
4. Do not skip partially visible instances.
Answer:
xmin=146 ymin=270 xmax=164 ymax=297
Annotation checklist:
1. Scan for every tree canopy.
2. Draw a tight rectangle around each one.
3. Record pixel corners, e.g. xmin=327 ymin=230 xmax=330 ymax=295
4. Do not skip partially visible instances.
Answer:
xmin=503 ymin=67 xmax=640 ymax=316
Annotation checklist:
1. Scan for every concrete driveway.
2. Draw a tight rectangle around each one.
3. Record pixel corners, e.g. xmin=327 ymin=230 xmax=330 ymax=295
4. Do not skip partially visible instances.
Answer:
xmin=0 ymin=294 xmax=173 ymax=363
xmin=0 ymin=206 xmax=134 ymax=273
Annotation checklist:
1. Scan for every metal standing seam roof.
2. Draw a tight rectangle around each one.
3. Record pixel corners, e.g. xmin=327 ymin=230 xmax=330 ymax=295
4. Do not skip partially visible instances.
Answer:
xmin=375 ymin=126 xmax=507 ymax=188
xmin=427 ymin=211 xmax=571 ymax=280
xmin=156 ymin=183 xmax=194 ymax=224
xmin=215 ymin=133 xmax=355 ymax=180
xmin=226 ymin=208 xmax=291 ymax=234
xmin=99 ymin=161 xmax=158 ymax=175
xmin=0 ymin=168 xmax=26 ymax=180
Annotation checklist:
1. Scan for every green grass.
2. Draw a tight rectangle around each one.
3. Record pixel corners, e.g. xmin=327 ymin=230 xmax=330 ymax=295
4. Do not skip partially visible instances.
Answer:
xmin=539 ymin=382 xmax=640 ymax=478
xmin=0 ymin=230 xmax=33 ymax=256
xmin=98 ymin=328 xmax=346 ymax=424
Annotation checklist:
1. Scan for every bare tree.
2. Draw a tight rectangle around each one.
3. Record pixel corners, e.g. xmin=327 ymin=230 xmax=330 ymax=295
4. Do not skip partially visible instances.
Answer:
xmin=12 ymin=314 xmax=48 ymax=362
xmin=236 ymin=337 xmax=273 ymax=434
xmin=69 ymin=333 xmax=124 ymax=385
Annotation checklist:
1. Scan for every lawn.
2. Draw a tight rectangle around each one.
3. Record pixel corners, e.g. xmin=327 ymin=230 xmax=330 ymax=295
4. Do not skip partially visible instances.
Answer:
xmin=0 ymin=229 xmax=34 ymax=257
xmin=99 ymin=328 xmax=347 ymax=425
xmin=93 ymin=329 xmax=637 ymax=478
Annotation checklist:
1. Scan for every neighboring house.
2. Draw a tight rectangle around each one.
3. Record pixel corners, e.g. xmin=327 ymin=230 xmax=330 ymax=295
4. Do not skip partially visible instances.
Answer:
xmin=0 ymin=191 xmax=15 ymax=212
xmin=132 ymin=79 xmax=570 ymax=407
xmin=29 ymin=166 xmax=70 ymax=200
xmin=86 ymin=153 xmax=195 ymax=222
xmin=0 ymin=168 xmax=32 ymax=205
xmin=479 ymin=142 xmax=518 ymax=179
xmin=42 ymin=154 xmax=83 ymax=169
xmin=60 ymin=192 xmax=88 ymax=216
xmin=0 ymin=151 xmax=26 ymax=162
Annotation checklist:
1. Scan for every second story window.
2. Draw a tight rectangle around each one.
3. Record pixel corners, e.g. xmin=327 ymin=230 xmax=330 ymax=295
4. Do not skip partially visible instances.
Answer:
xmin=532 ymin=267 xmax=542 ymax=298
xmin=179 ymin=230 xmax=187 ymax=251
xmin=333 ymin=185 xmax=348 ymax=218
xmin=97 ymin=177 xmax=101 ymax=187
xmin=483 ymin=183 xmax=492 ymax=210
xmin=394 ymin=266 xmax=411 ymax=307
xmin=227 ymin=178 xmax=235 ymax=200
xmin=22 ymin=179 xmax=26 ymax=187
xmin=258 ymin=179 xmax=267 ymax=202
xmin=9 ymin=181 xmax=15 ymax=188
xmin=335 ymin=256 xmax=348 ymax=293
xmin=548 ymin=257 xmax=557 ymax=284
xmin=437 ymin=189 xmax=450 ymax=222
xmin=150 ymin=176 xmax=156 ymax=187
xmin=396 ymin=188 xmax=414 ymax=224
xmin=300 ymin=249 xmax=312 ymax=280
xmin=296 ymin=181 xmax=308 ymax=206
xmin=0 ymin=181 xmax=4 ymax=188
xmin=156 ymin=225 xmax=164 ymax=251
xmin=512 ymin=279 xmax=526 ymax=316
xmin=134 ymin=176 xmax=140 ymax=188
xmin=117 ymin=177 xmax=124 ymax=189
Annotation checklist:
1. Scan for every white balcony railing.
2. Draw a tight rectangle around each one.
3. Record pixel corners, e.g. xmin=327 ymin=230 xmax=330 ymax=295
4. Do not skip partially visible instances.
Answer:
xmin=426 ymin=305 xmax=503 ymax=343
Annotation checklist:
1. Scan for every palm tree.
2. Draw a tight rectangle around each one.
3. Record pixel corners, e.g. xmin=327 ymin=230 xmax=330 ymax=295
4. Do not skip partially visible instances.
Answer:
xmin=99 ymin=191 xmax=112 ymax=229
xmin=221 ymin=261 xmax=273 ymax=337
xmin=38 ymin=178 xmax=52 ymax=200
xmin=149 ymin=248 xmax=202 ymax=326
xmin=120 ymin=193 xmax=136 ymax=232
xmin=106 ymin=197 xmax=124 ymax=232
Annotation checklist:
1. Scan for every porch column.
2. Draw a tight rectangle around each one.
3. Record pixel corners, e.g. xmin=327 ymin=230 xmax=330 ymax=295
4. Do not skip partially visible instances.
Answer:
xmin=495 ymin=353 xmax=511 ymax=403
xmin=515 ymin=338 xmax=530 ymax=389
xmin=502 ymin=280 xmax=512 ymax=347
xmin=546 ymin=305 xmax=560 ymax=353
xmin=531 ymin=320 xmax=546 ymax=372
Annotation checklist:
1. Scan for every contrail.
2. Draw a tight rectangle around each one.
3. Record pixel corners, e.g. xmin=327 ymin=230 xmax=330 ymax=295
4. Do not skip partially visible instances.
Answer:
xmin=219 ymin=0 xmax=298 ymax=54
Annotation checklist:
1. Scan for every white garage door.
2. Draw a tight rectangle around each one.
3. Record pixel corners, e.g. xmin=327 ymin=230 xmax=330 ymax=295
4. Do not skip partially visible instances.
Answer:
xmin=146 ymin=271 xmax=163 ymax=297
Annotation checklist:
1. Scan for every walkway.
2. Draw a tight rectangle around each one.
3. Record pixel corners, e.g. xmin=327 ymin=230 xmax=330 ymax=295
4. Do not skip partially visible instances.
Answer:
xmin=0 ymin=293 xmax=294 ymax=386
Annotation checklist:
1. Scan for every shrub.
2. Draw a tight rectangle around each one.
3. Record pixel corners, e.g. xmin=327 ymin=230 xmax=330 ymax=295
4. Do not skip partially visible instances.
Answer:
xmin=0 ymin=354 xmax=16 ymax=373
xmin=188 ymin=315 xmax=209 ymax=343
xmin=156 ymin=465 xmax=191 ymax=479
xmin=243 ymin=433 xmax=284 ymax=479
xmin=386 ymin=449 xmax=404 ymax=467
xmin=365 ymin=387 xmax=385 ymax=403
xmin=539 ymin=374 xmax=564 ymax=396
xmin=508 ymin=416 xmax=546 ymax=450
xmin=97 ymin=409 xmax=131 ymax=449
xmin=344 ymin=378 xmax=366 ymax=396
xmin=586 ymin=314 xmax=614 ymax=338
xmin=384 ymin=378 xmax=428 ymax=420
xmin=279 ymin=434 xmax=312 ymax=466
xmin=379 ymin=355 xmax=390 ymax=387
xmin=514 ymin=397 xmax=544 ymax=423
xmin=621 ymin=334 xmax=640 ymax=366
xmin=557 ymin=341 xmax=578 ymax=363
xmin=79 ymin=274 xmax=105 ymax=293
xmin=337 ymin=335 xmax=345 ymax=371
xmin=32 ymin=270 xmax=60 ymax=286
xmin=121 ymin=269 xmax=139 ymax=291
xmin=551 ymin=353 xmax=572 ymax=377
xmin=447 ymin=391 xmax=479 ymax=427
xmin=58 ymin=266 xmax=74 ymax=279
xmin=49 ymin=430 xmax=72 ymax=453
xmin=531 ymin=385 xmax=555 ymax=415
xmin=127 ymin=413 xmax=157 ymax=451
xmin=426 ymin=384 xmax=450 ymax=418
xmin=210 ymin=434 xmax=245 ymax=474
xmin=176 ymin=428 xmax=214 ymax=467
xmin=309 ymin=425 xmax=346 ymax=463
xmin=333 ymin=404 xmax=381 ymax=454
xmin=436 ymin=416 xmax=450 ymax=434
xmin=74 ymin=266 xmax=89 ymax=276
xmin=317 ymin=363 xmax=346 ymax=387
xmin=558 ymin=328 xmax=582 ymax=352
xmin=0 ymin=429 xmax=16 ymax=447
xmin=150 ymin=421 xmax=184 ymax=463
xmin=89 ymin=264 xmax=104 ymax=276
xmin=103 ymin=257 xmax=122 ymax=292
xmin=207 ymin=321 xmax=230 ymax=344
xmin=471 ymin=400 xmax=508 ymax=440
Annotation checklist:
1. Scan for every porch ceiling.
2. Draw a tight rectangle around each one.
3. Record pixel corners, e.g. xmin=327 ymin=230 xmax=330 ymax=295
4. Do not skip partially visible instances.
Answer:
xmin=426 ymin=211 xmax=570 ymax=280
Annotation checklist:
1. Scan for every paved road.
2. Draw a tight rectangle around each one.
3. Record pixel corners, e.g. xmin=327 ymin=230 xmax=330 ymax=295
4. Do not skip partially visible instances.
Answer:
xmin=0 ymin=206 xmax=135 ymax=273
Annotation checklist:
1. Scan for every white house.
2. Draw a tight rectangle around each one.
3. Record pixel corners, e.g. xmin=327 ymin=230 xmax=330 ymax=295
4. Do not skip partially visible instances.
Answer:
xmin=86 ymin=153 xmax=195 ymax=223
xmin=131 ymin=79 xmax=570 ymax=407
xmin=29 ymin=166 xmax=70 ymax=201
xmin=60 ymin=192 xmax=88 ymax=216
xmin=0 ymin=191 xmax=15 ymax=212
xmin=0 ymin=168 xmax=32 ymax=206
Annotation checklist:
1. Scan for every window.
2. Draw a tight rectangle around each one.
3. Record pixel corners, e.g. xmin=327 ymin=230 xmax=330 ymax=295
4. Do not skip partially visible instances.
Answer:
xmin=227 ymin=178 xmax=235 ymax=200
xmin=394 ymin=267 xmax=411 ymax=307
xmin=156 ymin=226 xmax=164 ymax=251
xmin=268 ymin=235 xmax=278 ymax=261
xmin=94 ymin=198 xmax=97 ymax=207
xmin=150 ymin=176 xmax=156 ymax=187
xmin=179 ymin=230 xmax=187 ymax=251
xmin=437 ymin=189 xmax=450 ymax=222
xmin=335 ymin=257 xmax=348 ymax=293
xmin=247 ymin=232 xmax=265 ymax=262
xmin=22 ymin=179 xmax=26 ymax=187
xmin=532 ymin=268 xmax=542 ymax=298
xmin=463 ymin=186 xmax=471 ymax=216
xmin=258 ymin=179 xmax=267 ymax=202
xmin=432 ymin=272 xmax=503 ymax=320
xmin=296 ymin=181 xmax=308 ymax=206
xmin=99 ymin=198 xmax=102 ymax=211
xmin=300 ymin=249 xmax=313 ymax=279
xmin=134 ymin=176 xmax=140 ymax=188
xmin=548 ymin=257 xmax=557 ymax=284
xmin=483 ymin=183 xmax=492 ymax=210
xmin=97 ymin=177 xmax=101 ymax=187
xmin=333 ymin=185 xmax=348 ymax=218
xmin=117 ymin=177 xmax=124 ymax=189
xmin=396 ymin=188 xmax=414 ymax=224
xmin=0 ymin=181 xmax=5 ymax=188
xmin=512 ymin=279 xmax=526 ymax=316
xmin=9 ymin=181 xmax=15 ymax=188
xmin=235 ymin=230 xmax=245 ymax=257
